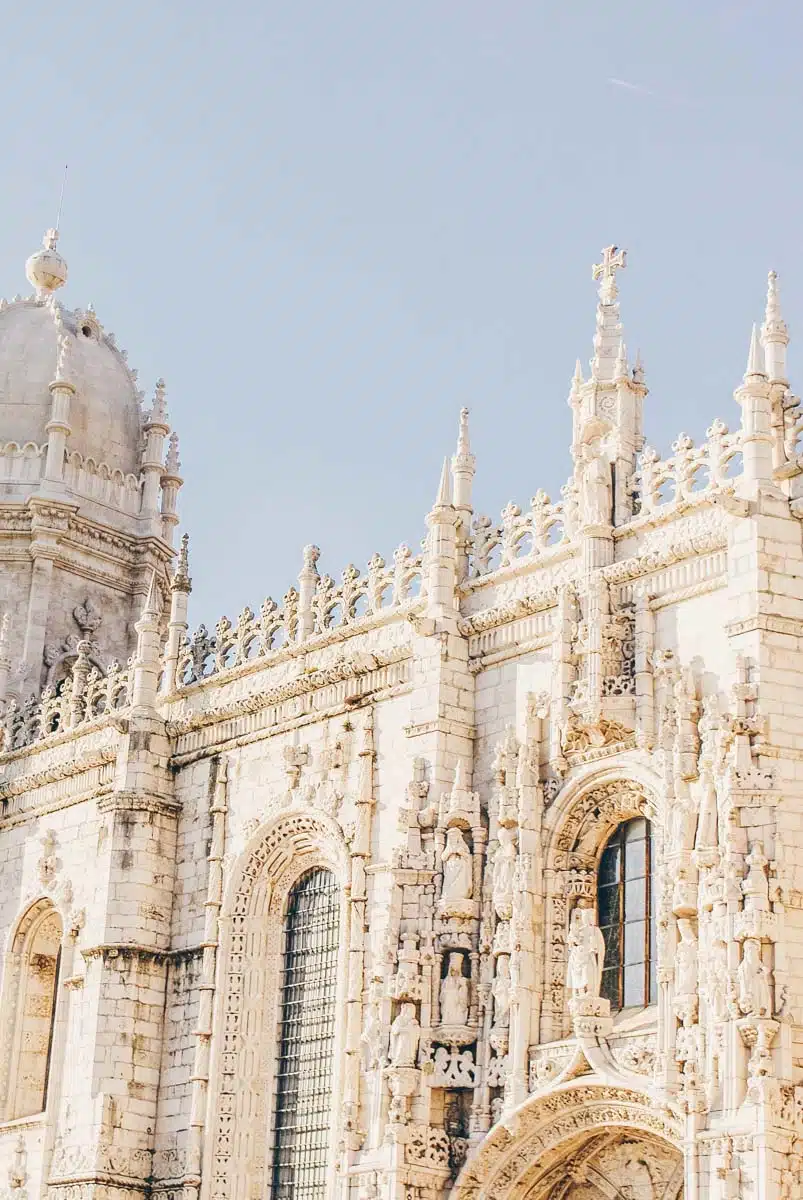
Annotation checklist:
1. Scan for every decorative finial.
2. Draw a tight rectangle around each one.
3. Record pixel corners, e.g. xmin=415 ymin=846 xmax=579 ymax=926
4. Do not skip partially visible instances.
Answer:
xmin=573 ymin=358 xmax=584 ymax=387
xmin=165 ymin=432 xmax=181 ymax=475
xmin=25 ymin=228 xmax=68 ymax=298
xmin=761 ymin=270 xmax=789 ymax=382
xmin=149 ymin=378 xmax=169 ymax=425
xmin=745 ymin=323 xmax=767 ymax=379
xmin=172 ymin=533 xmax=192 ymax=593
xmin=632 ymin=350 xmax=645 ymax=384
xmin=592 ymin=245 xmax=626 ymax=303
xmin=457 ymin=407 xmax=471 ymax=456
xmin=614 ymin=340 xmax=628 ymax=380
xmin=434 ymin=456 xmax=452 ymax=508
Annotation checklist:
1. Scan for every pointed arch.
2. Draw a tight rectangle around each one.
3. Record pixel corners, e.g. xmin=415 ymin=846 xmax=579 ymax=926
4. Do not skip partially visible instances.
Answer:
xmin=539 ymin=761 xmax=663 ymax=1042
xmin=206 ymin=810 xmax=350 ymax=1200
xmin=0 ymin=897 xmax=64 ymax=1120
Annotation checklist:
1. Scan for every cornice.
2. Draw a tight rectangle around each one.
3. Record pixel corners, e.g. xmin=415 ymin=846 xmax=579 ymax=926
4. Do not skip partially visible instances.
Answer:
xmin=96 ymin=789 xmax=181 ymax=817
xmin=166 ymin=645 xmax=411 ymax=737
xmin=458 ymin=586 xmax=559 ymax=636
xmin=0 ymin=746 xmax=117 ymax=800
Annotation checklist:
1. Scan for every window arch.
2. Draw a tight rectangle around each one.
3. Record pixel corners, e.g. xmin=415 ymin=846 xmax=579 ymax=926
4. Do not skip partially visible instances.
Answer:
xmin=597 ymin=818 xmax=656 ymax=1011
xmin=271 ymin=867 xmax=340 ymax=1200
xmin=4 ymin=900 xmax=63 ymax=1119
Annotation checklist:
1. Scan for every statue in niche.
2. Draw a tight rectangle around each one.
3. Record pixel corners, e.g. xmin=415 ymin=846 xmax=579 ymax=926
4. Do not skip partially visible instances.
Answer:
xmin=708 ymin=939 xmax=729 ymax=1023
xmin=441 ymin=827 xmax=473 ymax=904
xmin=492 ymin=828 xmax=517 ymax=921
xmin=578 ymin=440 xmax=612 ymax=528
xmin=738 ymin=939 xmax=773 ymax=1017
xmin=439 ymin=952 xmax=470 ymax=1027
xmin=566 ymin=905 xmax=605 ymax=998
xmin=388 ymin=1002 xmax=421 ymax=1067
xmin=675 ymin=919 xmax=698 ymax=997
xmin=492 ymin=955 xmax=512 ymax=1029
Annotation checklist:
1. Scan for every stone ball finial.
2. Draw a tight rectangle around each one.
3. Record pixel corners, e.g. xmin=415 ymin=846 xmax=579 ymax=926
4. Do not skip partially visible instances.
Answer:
xmin=25 ymin=229 xmax=68 ymax=297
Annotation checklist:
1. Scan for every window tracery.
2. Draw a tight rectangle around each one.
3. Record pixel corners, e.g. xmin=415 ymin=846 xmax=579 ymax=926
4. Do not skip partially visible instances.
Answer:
xmin=271 ymin=867 xmax=340 ymax=1200
xmin=597 ymin=818 xmax=655 ymax=1011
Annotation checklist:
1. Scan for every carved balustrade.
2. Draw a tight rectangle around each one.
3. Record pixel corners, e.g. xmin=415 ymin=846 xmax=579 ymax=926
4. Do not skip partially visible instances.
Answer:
xmin=175 ymin=545 xmax=425 ymax=687
xmin=629 ymin=422 xmax=743 ymax=518
xmin=2 ymin=657 xmax=132 ymax=751
xmin=470 ymin=490 xmax=569 ymax=578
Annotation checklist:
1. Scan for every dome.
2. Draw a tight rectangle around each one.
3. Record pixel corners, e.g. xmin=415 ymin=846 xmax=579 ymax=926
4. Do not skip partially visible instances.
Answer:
xmin=0 ymin=241 xmax=144 ymax=477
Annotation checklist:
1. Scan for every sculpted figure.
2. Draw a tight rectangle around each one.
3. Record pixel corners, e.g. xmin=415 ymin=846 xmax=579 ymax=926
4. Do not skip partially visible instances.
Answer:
xmin=388 ymin=1002 xmax=421 ymax=1067
xmin=492 ymin=827 xmax=517 ymax=921
xmin=492 ymin=955 xmax=512 ymax=1029
xmin=708 ymin=939 xmax=729 ymax=1023
xmin=439 ymin=952 xmax=470 ymax=1026
xmin=579 ymin=441 xmax=612 ymax=528
xmin=675 ymin=919 xmax=698 ymax=997
xmin=566 ymin=906 xmax=605 ymax=998
xmin=738 ymin=939 xmax=773 ymax=1017
xmin=441 ymin=828 xmax=473 ymax=904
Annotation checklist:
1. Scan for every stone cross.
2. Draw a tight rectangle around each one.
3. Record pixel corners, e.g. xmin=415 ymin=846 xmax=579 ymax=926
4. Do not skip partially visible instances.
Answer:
xmin=592 ymin=245 xmax=627 ymax=301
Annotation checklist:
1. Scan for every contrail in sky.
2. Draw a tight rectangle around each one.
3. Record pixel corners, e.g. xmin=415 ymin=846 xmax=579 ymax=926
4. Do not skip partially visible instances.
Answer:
xmin=606 ymin=77 xmax=692 ymax=107
xmin=607 ymin=77 xmax=658 ymax=98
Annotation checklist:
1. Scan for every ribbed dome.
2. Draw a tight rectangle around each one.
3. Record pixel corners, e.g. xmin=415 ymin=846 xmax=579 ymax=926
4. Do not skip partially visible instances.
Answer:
xmin=0 ymin=297 xmax=143 ymax=477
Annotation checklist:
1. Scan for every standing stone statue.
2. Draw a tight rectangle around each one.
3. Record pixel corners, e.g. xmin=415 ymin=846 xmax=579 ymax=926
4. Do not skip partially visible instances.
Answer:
xmin=439 ymin=952 xmax=470 ymax=1026
xmin=441 ymin=827 xmax=473 ymax=904
xmin=492 ymin=828 xmax=517 ymax=921
xmin=675 ymin=919 xmax=698 ymax=997
xmin=566 ymin=906 xmax=605 ymax=998
xmin=492 ymin=955 xmax=512 ymax=1029
xmin=738 ymin=940 xmax=773 ymax=1017
xmin=388 ymin=1002 xmax=421 ymax=1067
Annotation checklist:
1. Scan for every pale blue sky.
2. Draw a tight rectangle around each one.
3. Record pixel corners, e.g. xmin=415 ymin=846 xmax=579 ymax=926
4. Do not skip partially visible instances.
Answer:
xmin=2 ymin=2 xmax=801 ymax=624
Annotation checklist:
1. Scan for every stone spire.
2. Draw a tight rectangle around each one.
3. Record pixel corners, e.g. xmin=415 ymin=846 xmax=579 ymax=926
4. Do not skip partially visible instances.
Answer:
xmin=761 ymin=270 xmax=789 ymax=384
xmin=589 ymin=245 xmax=627 ymax=382
xmin=451 ymin=410 xmax=475 ymax=583
xmin=25 ymin=229 xmax=68 ymax=299
xmin=745 ymin=324 xmax=767 ymax=380
xmin=425 ymin=456 xmax=459 ymax=616
xmin=161 ymin=537 xmax=192 ymax=696
xmin=132 ymin=572 xmax=163 ymax=712
xmin=735 ymin=325 xmax=772 ymax=489
xmin=434 ymin=456 xmax=453 ymax=509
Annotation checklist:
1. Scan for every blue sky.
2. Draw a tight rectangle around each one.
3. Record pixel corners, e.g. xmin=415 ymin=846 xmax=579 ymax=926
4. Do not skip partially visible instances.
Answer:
xmin=1 ymin=2 xmax=801 ymax=624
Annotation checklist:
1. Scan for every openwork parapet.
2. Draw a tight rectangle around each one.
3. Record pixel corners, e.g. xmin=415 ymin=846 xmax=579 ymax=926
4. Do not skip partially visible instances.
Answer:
xmin=2 ymin=656 xmax=132 ymax=751
xmin=470 ymin=489 xmax=571 ymax=578
xmin=630 ymin=422 xmax=743 ymax=517
xmin=175 ymin=544 xmax=425 ymax=687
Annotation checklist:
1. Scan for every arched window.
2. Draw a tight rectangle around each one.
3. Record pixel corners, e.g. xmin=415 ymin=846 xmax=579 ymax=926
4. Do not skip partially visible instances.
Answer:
xmin=271 ymin=868 xmax=340 ymax=1200
xmin=598 ymin=818 xmax=656 ymax=1011
xmin=5 ymin=901 xmax=62 ymax=1119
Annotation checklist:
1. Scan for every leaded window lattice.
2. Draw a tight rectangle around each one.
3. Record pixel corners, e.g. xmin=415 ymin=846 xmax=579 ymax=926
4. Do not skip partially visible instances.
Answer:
xmin=271 ymin=867 xmax=340 ymax=1200
xmin=598 ymin=817 xmax=656 ymax=1012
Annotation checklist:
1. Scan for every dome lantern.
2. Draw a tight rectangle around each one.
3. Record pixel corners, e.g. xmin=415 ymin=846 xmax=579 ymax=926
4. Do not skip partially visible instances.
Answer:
xmin=25 ymin=229 xmax=68 ymax=298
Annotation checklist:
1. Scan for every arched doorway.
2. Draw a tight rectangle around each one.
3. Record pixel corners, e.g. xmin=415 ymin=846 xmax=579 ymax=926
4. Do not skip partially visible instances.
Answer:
xmin=452 ymin=1083 xmax=683 ymax=1200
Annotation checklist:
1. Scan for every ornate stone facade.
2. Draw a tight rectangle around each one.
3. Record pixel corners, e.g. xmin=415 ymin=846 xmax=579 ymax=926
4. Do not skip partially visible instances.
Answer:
xmin=0 ymin=239 xmax=801 ymax=1199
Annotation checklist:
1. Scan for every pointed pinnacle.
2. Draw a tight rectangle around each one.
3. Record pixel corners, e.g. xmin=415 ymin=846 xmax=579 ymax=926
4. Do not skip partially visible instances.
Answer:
xmin=434 ymin=456 xmax=453 ymax=508
xmin=142 ymin=571 xmax=161 ymax=620
xmin=746 ymin=323 xmax=766 ymax=379
xmin=573 ymin=358 xmax=584 ymax=387
xmin=614 ymin=340 xmax=628 ymax=379
xmin=762 ymin=269 xmax=788 ymax=341
xmin=633 ymin=349 xmax=645 ymax=384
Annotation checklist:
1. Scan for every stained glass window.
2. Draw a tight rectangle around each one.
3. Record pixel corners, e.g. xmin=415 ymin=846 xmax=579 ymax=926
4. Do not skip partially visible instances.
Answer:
xmin=598 ymin=818 xmax=656 ymax=1011
xmin=271 ymin=868 xmax=340 ymax=1200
